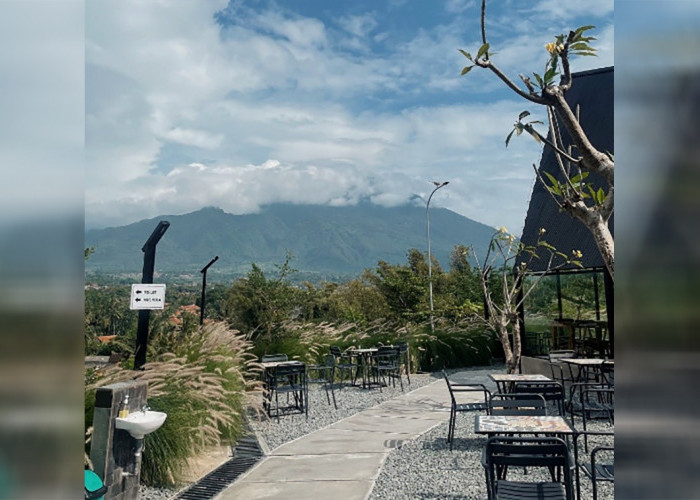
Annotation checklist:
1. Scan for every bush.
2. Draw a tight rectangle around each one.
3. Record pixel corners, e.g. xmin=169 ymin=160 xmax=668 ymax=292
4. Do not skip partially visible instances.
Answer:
xmin=85 ymin=322 xmax=262 ymax=487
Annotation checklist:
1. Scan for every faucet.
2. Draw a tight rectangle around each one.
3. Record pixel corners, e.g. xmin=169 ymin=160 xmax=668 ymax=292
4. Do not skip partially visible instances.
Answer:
xmin=141 ymin=404 xmax=150 ymax=414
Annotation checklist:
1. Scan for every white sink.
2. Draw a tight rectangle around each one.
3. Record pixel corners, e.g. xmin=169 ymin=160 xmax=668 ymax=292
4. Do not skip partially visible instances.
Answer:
xmin=115 ymin=410 xmax=167 ymax=439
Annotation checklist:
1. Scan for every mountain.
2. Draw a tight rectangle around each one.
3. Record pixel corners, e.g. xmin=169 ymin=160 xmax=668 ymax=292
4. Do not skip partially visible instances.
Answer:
xmin=84 ymin=203 xmax=496 ymax=281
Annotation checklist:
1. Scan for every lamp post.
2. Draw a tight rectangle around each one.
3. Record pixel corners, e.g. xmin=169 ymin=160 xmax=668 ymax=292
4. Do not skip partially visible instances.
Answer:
xmin=200 ymin=256 xmax=219 ymax=325
xmin=134 ymin=220 xmax=170 ymax=370
xmin=426 ymin=181 xmax=448 ymax=332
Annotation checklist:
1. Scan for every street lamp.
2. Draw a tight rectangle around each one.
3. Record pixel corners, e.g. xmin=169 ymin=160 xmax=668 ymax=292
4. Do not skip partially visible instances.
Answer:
xmin=200 ymin=256 xmax=219 ymax=325
xmin=426 ymin=181 xmax=448 ymax=332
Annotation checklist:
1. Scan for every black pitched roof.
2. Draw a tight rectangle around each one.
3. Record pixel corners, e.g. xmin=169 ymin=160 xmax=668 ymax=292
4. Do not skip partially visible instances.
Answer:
xmin=518 ymin=66 xmax=614 ymax=273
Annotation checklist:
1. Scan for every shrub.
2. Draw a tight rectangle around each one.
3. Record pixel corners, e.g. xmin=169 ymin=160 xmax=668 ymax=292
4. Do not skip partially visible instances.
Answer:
xmin=85 ymin=322 xmax=262 ymax=487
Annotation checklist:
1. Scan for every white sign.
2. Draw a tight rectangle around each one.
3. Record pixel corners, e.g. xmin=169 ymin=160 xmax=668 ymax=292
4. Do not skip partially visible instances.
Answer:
xmin=130 ymin=284 xmax=166 ymax=310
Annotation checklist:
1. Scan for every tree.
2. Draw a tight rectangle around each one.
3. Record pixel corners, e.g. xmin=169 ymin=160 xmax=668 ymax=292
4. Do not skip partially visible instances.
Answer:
xmin=473 ymin=227 xmax=582 ymax=373
xmin=460 ymin=0 xmax=614 ymax=279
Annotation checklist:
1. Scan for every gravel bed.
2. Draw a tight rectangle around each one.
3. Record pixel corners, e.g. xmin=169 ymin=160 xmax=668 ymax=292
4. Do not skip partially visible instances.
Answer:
xmin=370 ymin=372 xmax=614 ymax=500
xmin=139 ymin=485 xmax=178 ymax=500
xmin=251 ymin=372 xmax=439 ymax=451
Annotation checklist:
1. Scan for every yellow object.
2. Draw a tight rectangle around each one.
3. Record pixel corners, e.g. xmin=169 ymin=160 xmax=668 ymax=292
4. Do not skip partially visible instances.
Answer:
xmin=118 ymin=394 xmax=130 ymax=418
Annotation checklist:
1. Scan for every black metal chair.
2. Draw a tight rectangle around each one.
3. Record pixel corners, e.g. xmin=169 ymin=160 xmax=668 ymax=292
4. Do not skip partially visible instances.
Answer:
xmin=329 ymin=345 xmax=357 ymax=388
xmin=573 ymin=431 xmax=614 ymax=500
xmin=488 ymin=393 xmax=548 ymax=416
xmin=570 ymin=383 xmax=614 ymax=452
xmin=395 ymin=341 xmax=411 ymax=385
xmin=482 ymin=436 xmax=575 ymax=500
xmin=267 ymin=363 xmax=307 ymax=422
xmin=549 ymin=361 xmax=578 ymax=418
xmin=442 ymin=370 xmax=490 ymax=451
xmin=513 ymin=381 xmax=566 ymax=417
xmin=372 ymin=346 xmax=403 ymax=392
xmin=306 ymin=354 xmax=337 ymax=409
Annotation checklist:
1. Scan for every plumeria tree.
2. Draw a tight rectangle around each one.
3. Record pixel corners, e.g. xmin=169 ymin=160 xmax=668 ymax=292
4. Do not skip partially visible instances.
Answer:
xmin=473 ymin=227 xmax=582 ymax=374
xmin=460 ymin=0 xmax=614 ymax=280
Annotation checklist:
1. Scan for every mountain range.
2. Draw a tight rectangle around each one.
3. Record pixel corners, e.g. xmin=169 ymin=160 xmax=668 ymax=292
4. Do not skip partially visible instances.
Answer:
xmin=84 ymin=203 xmax=497 ymax=281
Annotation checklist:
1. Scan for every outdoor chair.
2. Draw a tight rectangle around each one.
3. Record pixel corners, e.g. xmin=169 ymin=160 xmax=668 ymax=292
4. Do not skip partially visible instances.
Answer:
xmin=260 ymin=354 xmax=290 ymax=414
xmin=549 ymin=361 xmax=577 ymax=417
xmin=329 ymin=345 xmax=357 ymax=388
xmin=306 ymin=354 xmax=337 ymax=409
xmin=442 ymin=370 xmax=491 ymax=451
xmin=266 ymin=363 xmax=308 ymax=422
xmin=482 ymin=436 xmax=575 ymax=500
xmin=573 ymin=431 xmax=614 ymax=500
xmin=513 ymin=381 xmax=566 ymax=417
xmin=395 ymin=341 xmax=411 ymax=385
xmin=372 ymin=346 xmax=403 ymax=392
xmin=488 ymin=393 xmax=547 ymax=416
xmin=600 ymin=362 xmax=614 ymax=388
xmin=570 ymin=383 xmax=614 ymax=452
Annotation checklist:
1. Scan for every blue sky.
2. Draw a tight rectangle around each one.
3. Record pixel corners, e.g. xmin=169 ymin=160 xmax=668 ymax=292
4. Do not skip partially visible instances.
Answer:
xmin=86 ymin=0 xmax=614 ymax=233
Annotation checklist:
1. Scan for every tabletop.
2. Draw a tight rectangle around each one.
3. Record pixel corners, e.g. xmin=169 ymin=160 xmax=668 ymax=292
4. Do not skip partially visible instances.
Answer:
xmin=489 ymin=373 xmax=551 ymax=382
xmin=260 ymin=360 xmax=305 ymax=369
xmin=559 ymin=358 xmax=612 ymax=366
xmin=475 ymin=415 xmax=575 ymax=435
xmin=350 ymin=348 xmax=379 ymax=354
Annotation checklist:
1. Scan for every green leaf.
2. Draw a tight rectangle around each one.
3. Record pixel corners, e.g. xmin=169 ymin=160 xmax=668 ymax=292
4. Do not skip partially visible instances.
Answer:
xmin=596 ymin=188 xmax=606 ymax=204
xmin=505 ymin=129 xmax=515 ymax=147
xmin=544 ymin=66 xmax=558 ymax=84
xmin=543 ymin=172 xmax=562 ymax=196
xmin=570 ymin=42 xmax=592 ymax=51
xmin=533 ymin=73 xmax=544 ymax=88
xmin=570 ymin=172 xmax=590 ymax=184
xmin=458 ymin=49 xmax=473 ymax=61
xmin=574 ymin=25 xmax=596 ymax=36
xmin=476 ymin=42 xmax=490 ymax=60
xmin=518 ymin=110 xmax=531 ymax=121
xmin=461 ymin=65 xmax=474 ymax=75
xmin=587 ymin=185 xmax=599 ymax=204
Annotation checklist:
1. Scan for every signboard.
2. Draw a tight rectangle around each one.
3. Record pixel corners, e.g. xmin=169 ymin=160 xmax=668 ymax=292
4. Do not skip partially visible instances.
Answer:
xmin=130 ymin=284 xmax=166 ymax=310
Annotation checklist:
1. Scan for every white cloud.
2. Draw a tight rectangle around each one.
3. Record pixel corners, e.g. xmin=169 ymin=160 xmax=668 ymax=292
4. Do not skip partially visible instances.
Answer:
xmin=86 ymin=1 xmax=612 ymax=236
xmin=160 ymin=127 xmax=224 ymax=150
xmin=532 ymin=0 xmax=614 ymax=22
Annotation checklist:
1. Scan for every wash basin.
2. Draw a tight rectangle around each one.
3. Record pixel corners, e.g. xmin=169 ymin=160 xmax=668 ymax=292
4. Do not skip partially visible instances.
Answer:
xmin=115 ymin=410 xmax=167 ymax=439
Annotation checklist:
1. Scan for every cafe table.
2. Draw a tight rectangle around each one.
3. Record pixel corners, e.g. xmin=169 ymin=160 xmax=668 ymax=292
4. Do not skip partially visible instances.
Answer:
xmin=560 ymin=358 xmax=613 ymax=384
xmin=489 ymin=373 xmax=552 ymax=394
xmin=348 ymin=348 xmax=381 ymax=389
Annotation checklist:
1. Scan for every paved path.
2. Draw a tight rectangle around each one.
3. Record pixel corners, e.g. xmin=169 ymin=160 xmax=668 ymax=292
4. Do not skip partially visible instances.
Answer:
xmin=215 ymin=377 xmax=484 ymax=500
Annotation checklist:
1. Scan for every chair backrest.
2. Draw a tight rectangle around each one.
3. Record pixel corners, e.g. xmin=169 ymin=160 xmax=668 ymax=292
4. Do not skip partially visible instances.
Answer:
xmin=549 ymin=360 xmax=575 ymax=385
xmin=262 ymin=353 xmax=288 ymax=363
xmin=484 ymin=436 xmax=574 ymax=499
xmin=489 ymin=393 xmax=547 ymax=416
xmin=514 ymin=381 xmax=565 ymax=415
xmin=271 ymin=363 xmax=306 ymax=386
xmin=442 ymin=370 xmax=491 ymax=406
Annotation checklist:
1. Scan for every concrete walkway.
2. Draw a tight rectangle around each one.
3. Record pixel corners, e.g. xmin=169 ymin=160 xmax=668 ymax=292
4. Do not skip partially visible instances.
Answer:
xmin=215 ymin=378 xmax=476 ymax=500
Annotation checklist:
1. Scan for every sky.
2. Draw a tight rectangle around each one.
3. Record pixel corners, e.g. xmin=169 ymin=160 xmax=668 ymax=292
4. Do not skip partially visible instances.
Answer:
xmin=85 ymin=0 xmax=614 ymax=234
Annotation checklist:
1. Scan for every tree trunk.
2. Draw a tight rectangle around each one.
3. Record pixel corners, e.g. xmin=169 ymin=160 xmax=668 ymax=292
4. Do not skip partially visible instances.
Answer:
xmin=563 ymin=200 xmax=615 ymax=280
xmin=507 ymin=316 xmax=521 ymax=374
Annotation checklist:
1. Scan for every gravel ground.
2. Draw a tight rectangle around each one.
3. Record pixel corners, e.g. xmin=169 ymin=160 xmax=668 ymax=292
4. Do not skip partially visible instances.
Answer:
xmin=141 ymin=366 xmax=614 ymax=499
xmin=370 ymin=367 xmax=614 ymax=500
xmin=251 ymin=371 xmax=439 ymax=451
xmin=140 ymin=371 xmax=438 ymax=499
